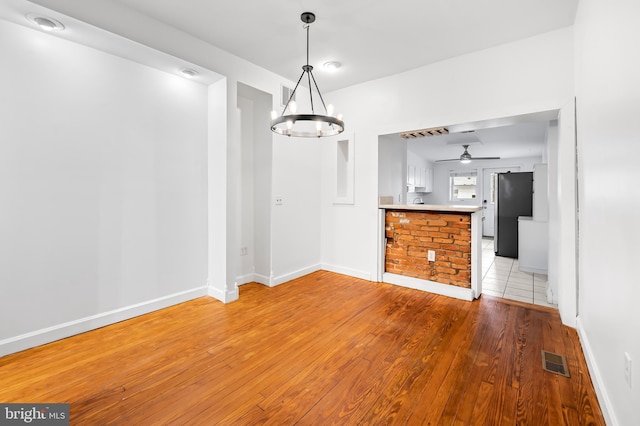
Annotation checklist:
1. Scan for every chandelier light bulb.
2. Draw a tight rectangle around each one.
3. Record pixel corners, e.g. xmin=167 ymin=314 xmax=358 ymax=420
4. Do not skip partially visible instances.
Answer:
xmin=326 ymin=104 xmax=334 ymax=117
xmin=289 ymin=101 xmax=297 ymax=114
xmin=286 ymin=120 xmax=293 ymax=130
xmin=270 ymin=110 xmax=278 ymax=120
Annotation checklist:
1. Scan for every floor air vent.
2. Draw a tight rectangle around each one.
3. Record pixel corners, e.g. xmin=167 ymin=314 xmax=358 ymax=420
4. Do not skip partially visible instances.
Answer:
xmin=541 ymin=350 xmax=570 ymax=377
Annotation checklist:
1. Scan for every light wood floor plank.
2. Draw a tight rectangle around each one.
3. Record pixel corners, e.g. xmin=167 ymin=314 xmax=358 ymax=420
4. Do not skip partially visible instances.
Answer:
xmin=0 ymin=271 xmax=605 ymax=425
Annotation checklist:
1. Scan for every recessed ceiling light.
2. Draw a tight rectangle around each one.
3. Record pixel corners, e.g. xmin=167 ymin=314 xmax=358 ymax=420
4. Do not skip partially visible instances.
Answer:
xmin=26 ymin=13 xmax=65 ymax=31
xmin=180 ymin=69 xmax=198 ymax=79
xmin=323 ymin=61 xmax=341 ymax=72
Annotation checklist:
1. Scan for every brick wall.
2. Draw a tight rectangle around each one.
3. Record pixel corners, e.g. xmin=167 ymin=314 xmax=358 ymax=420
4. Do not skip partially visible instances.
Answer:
xmin=385 ymin=210 xmax=472 ymax=288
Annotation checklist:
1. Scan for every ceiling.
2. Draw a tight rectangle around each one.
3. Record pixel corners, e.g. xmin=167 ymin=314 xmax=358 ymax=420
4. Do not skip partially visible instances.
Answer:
xmin=25 ymin=0 xmax=578 ymax=93
xmin=402 ymin=121 xmax=550 ymax=163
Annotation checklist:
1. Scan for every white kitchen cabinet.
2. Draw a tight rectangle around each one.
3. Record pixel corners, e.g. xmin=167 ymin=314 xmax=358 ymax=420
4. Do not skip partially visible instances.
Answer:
xmin=407 ymin=164 xmax=433 ymax=193
xmin=407 ymin=165 xmax=416 ymax=186
xmin=422 ymin=164 xmax=433 ymax=192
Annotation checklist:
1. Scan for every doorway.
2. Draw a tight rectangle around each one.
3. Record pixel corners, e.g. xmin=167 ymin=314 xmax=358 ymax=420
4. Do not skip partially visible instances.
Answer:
xmin=482 ymin=167 xmax=519 ymax=238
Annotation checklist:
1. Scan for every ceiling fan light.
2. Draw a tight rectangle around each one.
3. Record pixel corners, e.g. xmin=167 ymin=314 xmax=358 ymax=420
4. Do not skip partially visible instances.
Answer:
xmin=460 ymin=144 xmax=472 ymax=163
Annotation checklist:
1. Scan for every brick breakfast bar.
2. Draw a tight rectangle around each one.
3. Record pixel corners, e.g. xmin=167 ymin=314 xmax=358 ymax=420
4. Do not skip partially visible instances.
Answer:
xmin=379 ymin=204 xmax=483 ymax=301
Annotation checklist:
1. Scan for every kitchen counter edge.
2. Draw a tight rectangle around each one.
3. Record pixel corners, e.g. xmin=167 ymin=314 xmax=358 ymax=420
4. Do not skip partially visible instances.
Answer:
xmin=379 ymin=204 xmax=482 ymax=213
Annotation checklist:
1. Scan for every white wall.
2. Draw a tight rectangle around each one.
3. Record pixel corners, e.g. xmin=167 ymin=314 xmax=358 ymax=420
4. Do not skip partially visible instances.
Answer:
xmin=546 ymin=120 xmax=561 ymax=306
xmin=574 ymin=0 xmax=640 ymax=424
xmin=321 ymin=28 xmax=574 ymax=281
xmin=378 ymin=135 xmax=407 ymax=204
xmin=237 ymin=96 xmax=257 ymax=281
xmin=236 ymin=84 xmax=274 ymax=285
xmin=0 ymin=20 xmax=208 ymax=354
xmin=28 ymin=0 xmax=324 ymax=303
xmin=270 ymin=138 xmax=322 ymax=284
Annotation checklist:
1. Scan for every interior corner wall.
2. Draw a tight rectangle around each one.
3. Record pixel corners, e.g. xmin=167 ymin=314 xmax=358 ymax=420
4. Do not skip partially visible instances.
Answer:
xmin=0 ymin=20 xmax=209 ymax=355
xmin=237 ymin=83 xmax=273 ymax=285
xmin=237 ymin=96 xmax=256 ymax=282
xmin=574 ymin=0 xmax=640 ymax=424
xmin=545 ymin=120 xmax=560 ymax=307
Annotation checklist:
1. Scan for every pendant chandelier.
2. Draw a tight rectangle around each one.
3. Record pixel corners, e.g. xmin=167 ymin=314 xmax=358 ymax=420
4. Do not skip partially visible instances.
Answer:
xmin=270 ymin=12 xmax=344 ymax=138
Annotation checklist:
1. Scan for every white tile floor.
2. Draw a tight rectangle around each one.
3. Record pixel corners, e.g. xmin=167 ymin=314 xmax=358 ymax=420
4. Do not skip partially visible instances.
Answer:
xmin=481 ymin=238 xmax=557 ymax=308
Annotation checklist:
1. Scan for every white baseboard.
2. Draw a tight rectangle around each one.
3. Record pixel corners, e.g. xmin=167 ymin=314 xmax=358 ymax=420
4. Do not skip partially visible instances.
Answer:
xmin=236 ymin=273 xmax=255 ymax=286
xmin=321 ymin=263 xmax=372 ymax=281
xmin=271 ymin=264 xmax=322 ymax=287
xmin=0 ymin=286 xmax=208 ymax=358
xmin=383 ymin=272 xmax=475 ymax=301
xmin=207 ymin=282 xmax=239 ymax=303
xmin=576 ymin=317 xmax=617 ymax=426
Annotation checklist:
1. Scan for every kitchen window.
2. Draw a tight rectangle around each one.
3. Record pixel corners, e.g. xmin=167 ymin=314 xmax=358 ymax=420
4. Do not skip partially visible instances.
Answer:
xmin=450 ymin=170 xmax=478 ymax=201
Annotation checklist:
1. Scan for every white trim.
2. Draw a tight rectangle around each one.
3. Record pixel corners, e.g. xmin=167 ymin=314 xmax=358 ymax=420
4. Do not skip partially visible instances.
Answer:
xmin=236 ymin=273 xmax=255 ymax=286
xmin=577 ymin=317 xmax=617 ymax=426
xmin=470 ymin=210 xmax=482 ymax=296
xmin=207 ymin=281 xmax=239 ymax=303
xmin=0 ymin=286 xmax=208 ymax=357
xmin=377 ymin=209 xmax=386 ymax=282
xmin=253 ymin=273 xmax=271 ymax=286
xmin=270 ymin=264 xmax=322 ymax=287
xmin=383 ymin=272 xmax=475 ymax=301
xmin=321 ymin=264 xmax=372 ymax=282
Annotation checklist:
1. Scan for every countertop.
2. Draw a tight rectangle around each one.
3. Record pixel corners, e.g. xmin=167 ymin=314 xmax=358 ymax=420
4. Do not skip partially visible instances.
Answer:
xmin=379 ymin=204 xmax=482 ymax=213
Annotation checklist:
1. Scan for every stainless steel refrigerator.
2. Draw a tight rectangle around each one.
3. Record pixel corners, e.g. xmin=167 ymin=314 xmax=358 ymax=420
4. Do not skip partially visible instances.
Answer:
xmin=494 ymin=172 xmax=533 ymax=258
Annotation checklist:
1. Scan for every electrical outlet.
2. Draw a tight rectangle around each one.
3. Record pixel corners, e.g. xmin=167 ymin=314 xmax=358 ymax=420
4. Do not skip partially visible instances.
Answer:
xmin=427 ymin=250 xmax=436 ymax=262
xmin=240 ymin=247 xmax=248 ymax=256
xmin=624 ymin=352 xmax=632 ymax=388
xmin=275 ymin=196 xmax=283 ymax=206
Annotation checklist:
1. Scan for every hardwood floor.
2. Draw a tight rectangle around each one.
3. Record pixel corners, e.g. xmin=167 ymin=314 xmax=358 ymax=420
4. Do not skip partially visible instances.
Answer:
xmin=0 ymin=271 xmax=604 ymax=425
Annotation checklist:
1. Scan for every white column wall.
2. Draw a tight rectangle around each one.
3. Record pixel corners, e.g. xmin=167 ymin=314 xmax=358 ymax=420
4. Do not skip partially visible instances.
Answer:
xmin=574 ymin=0 xmax=640 ymax=424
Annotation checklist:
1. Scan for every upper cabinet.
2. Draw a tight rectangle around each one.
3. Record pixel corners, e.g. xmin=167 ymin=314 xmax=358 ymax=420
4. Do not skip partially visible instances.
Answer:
xmin=407 ymin=163 xmax=433 ymax=193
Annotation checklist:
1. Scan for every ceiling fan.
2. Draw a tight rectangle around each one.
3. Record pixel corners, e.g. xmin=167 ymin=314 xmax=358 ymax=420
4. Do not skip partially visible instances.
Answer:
xmin=435 ymin=144 xmax=500 ymax=164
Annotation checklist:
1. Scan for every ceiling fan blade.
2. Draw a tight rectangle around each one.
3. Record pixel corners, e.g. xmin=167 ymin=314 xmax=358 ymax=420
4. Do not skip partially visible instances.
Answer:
xmin=435 ymin=156 xmax=501 ymax=162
